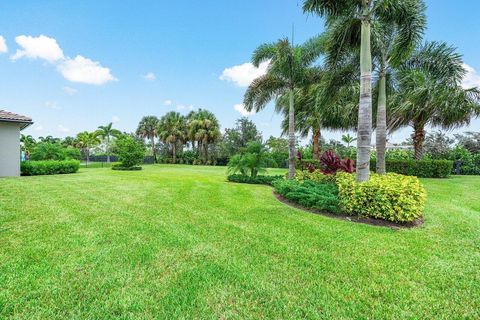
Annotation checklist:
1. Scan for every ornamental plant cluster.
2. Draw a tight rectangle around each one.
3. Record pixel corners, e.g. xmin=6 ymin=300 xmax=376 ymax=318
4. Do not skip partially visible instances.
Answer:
xmin=274 ymin=170 xmax=426 ymax=223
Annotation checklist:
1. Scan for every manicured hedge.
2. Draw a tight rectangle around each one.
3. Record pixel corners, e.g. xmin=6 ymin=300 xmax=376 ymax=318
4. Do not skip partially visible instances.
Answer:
xmin=336 ymin=172 xmax=426 ymax=223
xmin=21 ymin=160 xmax=80 ymax=176
xmin=273 ymin=179 xmax=340 ymax=213
xmin=227 ymin=174 xmax=283 ymax=185
xmin=112 ymin=164 xmax=142 ymax=171
xmin=370 ymin=159 xmax=453 ymax=178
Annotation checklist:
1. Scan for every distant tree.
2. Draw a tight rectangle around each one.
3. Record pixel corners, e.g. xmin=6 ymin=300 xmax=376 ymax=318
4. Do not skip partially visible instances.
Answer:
xmin=423 ymin=131 xmax=454 ymax=160
xmin=187 ymin=109 xmax=221 ymax=162
xmin=115 ymin=135 xmax=146 ymax=168
xmin=38 ymin=135 xmax=61 ymax=144
xmin=136 ymin=116 xmax=160 ymax=163
xmin=158 ymin=112 xmax=187 ymax=163
xmin=76 ymin=131 xmax=101 ymax=164
xmin=96 ymin=122 xmax=122 ymax=163
xmin=30 ymin=142 xmax=66 ymax=161
xmin=220 ymin=117 xmax=262 ymax=157
xmin=455 ymin=132 xmax=480 ymax=153
xmin=61 ymin=136 xmax=77 ymax=148
xmin=20 ymin=134 xmax=36 ymax=153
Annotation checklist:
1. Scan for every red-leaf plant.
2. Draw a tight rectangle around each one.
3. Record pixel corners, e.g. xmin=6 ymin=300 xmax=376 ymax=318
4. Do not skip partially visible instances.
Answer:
xmin=320 ymin=150 xmax=355 ymax=174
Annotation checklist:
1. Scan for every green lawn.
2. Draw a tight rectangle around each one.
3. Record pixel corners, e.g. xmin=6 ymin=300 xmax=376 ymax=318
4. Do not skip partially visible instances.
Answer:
xmin=0 ymin=165 xmax=479 ymax=319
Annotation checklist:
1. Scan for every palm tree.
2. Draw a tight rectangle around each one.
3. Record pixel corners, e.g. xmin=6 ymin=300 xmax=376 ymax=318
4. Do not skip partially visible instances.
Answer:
xmin=389 ymin=42 xmax=480 ymax=160
xmin=20 ymin=134 xmax=36 ymax=153
xmin=304 ymin=0 xmax=425 ymax=180
xmin=188 ymin=109 xmax=220 ymax=163
xmin=76 ymin=131 xmax=101 ymax=165
xmin=95 ymin=122 xmax=122 ymax=163
xmin=136 ymin=116 xmax=160 ymax=163
xmin=278 ymin=85 xmax=357 ymax=160
xmin=244 ymin=36 xmax=324 ymax=179
xmin=342 ymin=134 xmax=357 ymax=148
xmin=371 ymin=1 xmax=426 ymax=173
xmin=158 ymin=112 xmax=187 ymax=163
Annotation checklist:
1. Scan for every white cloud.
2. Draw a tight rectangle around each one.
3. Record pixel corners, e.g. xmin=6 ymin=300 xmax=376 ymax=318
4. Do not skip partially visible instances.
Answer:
xmin=164 ymin=99 xmax=172 ymax=106
xmin=33 ymin=125 xmax=43 ymax=131
xmin=233 ymin=103 xmax=255 ymax=116
xmin=0 ymin=36 xmax=7 ymax=53
xmin=44 ymin=101 xmax=61 ymax=110
xmin=220 ymin=61 xmax=269 ymax=87
xmin=463 ymin=63 xmax=480 ymax=89
xmin=143 ymin=72 xmax=156 ymax=81
xmin=112 ymin=115 xmax=120 ymax=123
xmin=57 ymin=124 xmax=70 ymax=133
xmin=62 ymin=86 xmax=77 ymax=95
xmin=11 ymin=35 xmax=64 ymax=63
xmin=58 ymin=55 xmax=116 ymax=85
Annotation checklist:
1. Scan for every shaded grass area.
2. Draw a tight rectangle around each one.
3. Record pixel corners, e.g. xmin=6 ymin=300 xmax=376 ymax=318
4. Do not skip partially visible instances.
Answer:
xmin=0 ymin=165 xmax=479 ymax=319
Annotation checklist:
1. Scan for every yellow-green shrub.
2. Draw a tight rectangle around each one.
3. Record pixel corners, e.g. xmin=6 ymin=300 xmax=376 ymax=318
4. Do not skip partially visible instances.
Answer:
xmin=335 ymin=172 xmax=426 ymax=223
xmin=294 ymin=170 xmax=336 ymax=183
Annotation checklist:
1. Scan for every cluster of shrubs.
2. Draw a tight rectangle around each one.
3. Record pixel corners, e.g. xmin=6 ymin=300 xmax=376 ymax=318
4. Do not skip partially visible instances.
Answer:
xmin=21 ymin=142 xmax=81 ymax=176
xmin=370 ymin=159 xmax=453 ymax=178
xmin=227 ymin=174 xmax=283 ymax=185
xmin=271 ymin=150 xmax=427 ymax=224
xmin=21 ymin=160 xmax=80 ymax=176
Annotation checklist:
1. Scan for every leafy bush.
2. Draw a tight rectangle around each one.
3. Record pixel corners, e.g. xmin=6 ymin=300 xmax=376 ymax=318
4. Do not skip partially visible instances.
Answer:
xmin=112 ymin=164 xmax=142 ymax=171
xmin=294 ymin=169 xmax=337 ymax=184
xmin=227 ymin=174 xmax=283 ymax=185
xmin=370 ymin=159 xmax=453 ymax=178
xmin=336 ymin=172 xmax=426 ymax=223
xmin=115 ymin=135 xmax=146 ymax=169
xmin=64 ymin=146 xmax=82 ymax=160
xmin=21 ymin=160 xmax=80 ymax=176
xmin=320 ymin=150 xmax=355 ymax=174
xmin=273 ymin=179 xmax=340 ymax=213
xmin=30 ymin=142 xmax=67 ymax=161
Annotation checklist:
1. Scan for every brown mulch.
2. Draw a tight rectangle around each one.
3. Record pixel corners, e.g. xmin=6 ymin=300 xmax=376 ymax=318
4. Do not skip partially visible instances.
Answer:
xmin=274 ymin=192 xmax=424 ymax=230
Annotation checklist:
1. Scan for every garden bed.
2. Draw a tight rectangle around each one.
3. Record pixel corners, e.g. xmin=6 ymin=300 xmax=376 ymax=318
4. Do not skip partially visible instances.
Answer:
xmin=274 ymin=192 xmax=424 ymax=229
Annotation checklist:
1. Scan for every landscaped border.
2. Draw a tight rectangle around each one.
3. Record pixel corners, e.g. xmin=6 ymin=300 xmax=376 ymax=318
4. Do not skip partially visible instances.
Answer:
xmin=274 ymin=192 xmax=424 ymax=229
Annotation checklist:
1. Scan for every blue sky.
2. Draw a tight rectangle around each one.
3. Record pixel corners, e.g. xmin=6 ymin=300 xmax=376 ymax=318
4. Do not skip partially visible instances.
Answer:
xmin=0 ymin=0 xmax=479 ymax=143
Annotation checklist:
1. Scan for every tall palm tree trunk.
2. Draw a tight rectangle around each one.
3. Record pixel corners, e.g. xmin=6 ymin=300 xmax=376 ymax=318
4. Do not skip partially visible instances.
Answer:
xmin=106 ymin=136 xmax=111 ymax=163
xmin=312 ymin=126 xmax=321 ymax=160
xmin=288 ymin=88 xmax=296 ymax=179
xmin=151 ymin=137 xmax=157 ymax=163
xmin=172 ymin=142 xmax=176 ymax=164
xmin=376 ymin=68 xmax=387 ymax=174
xmin=412 ymin=122 xmax=426 ymax=160
xmin=204 ymin=140 xmax=208 ymax=163
xmin=356 ymin=8 xmax=373 ymax=182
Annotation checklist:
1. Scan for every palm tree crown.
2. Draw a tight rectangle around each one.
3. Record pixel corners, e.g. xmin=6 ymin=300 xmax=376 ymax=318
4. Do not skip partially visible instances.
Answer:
xmin=389 ymin=41 xmax=480 ymax=160
xmin=244 ymin=36 xmax=324 ymax=178
xmin=136 ymin=116 xmax=160 ymax=162
xmin=158 ymin=112 xmax=187 ymax=163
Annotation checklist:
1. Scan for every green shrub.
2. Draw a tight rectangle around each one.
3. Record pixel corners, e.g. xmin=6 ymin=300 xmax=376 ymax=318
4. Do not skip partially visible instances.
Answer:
xmin=227 ymin=174 xmax=283 ymax=185
xmin=21 ymin=160 xmax=80 ymax=176
xmin=30 ymin=142 xmax=67 ymax=161
xmin=273 ymin=179 xmax=340 ymax=213
xmin=64 ymin=146 xmax=81 ymax=160
xmin=115 ymin=135 xmax=145 ymax=169
xmin=336 ymin=172 xmax=426 ymax=223
xmin=112 ymin=164 xmax=142 ymax=171
xmin=370 ymin=159 xmax=453 ymax=178
xmin=294 ymin=169 xmax=336 ymax=183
